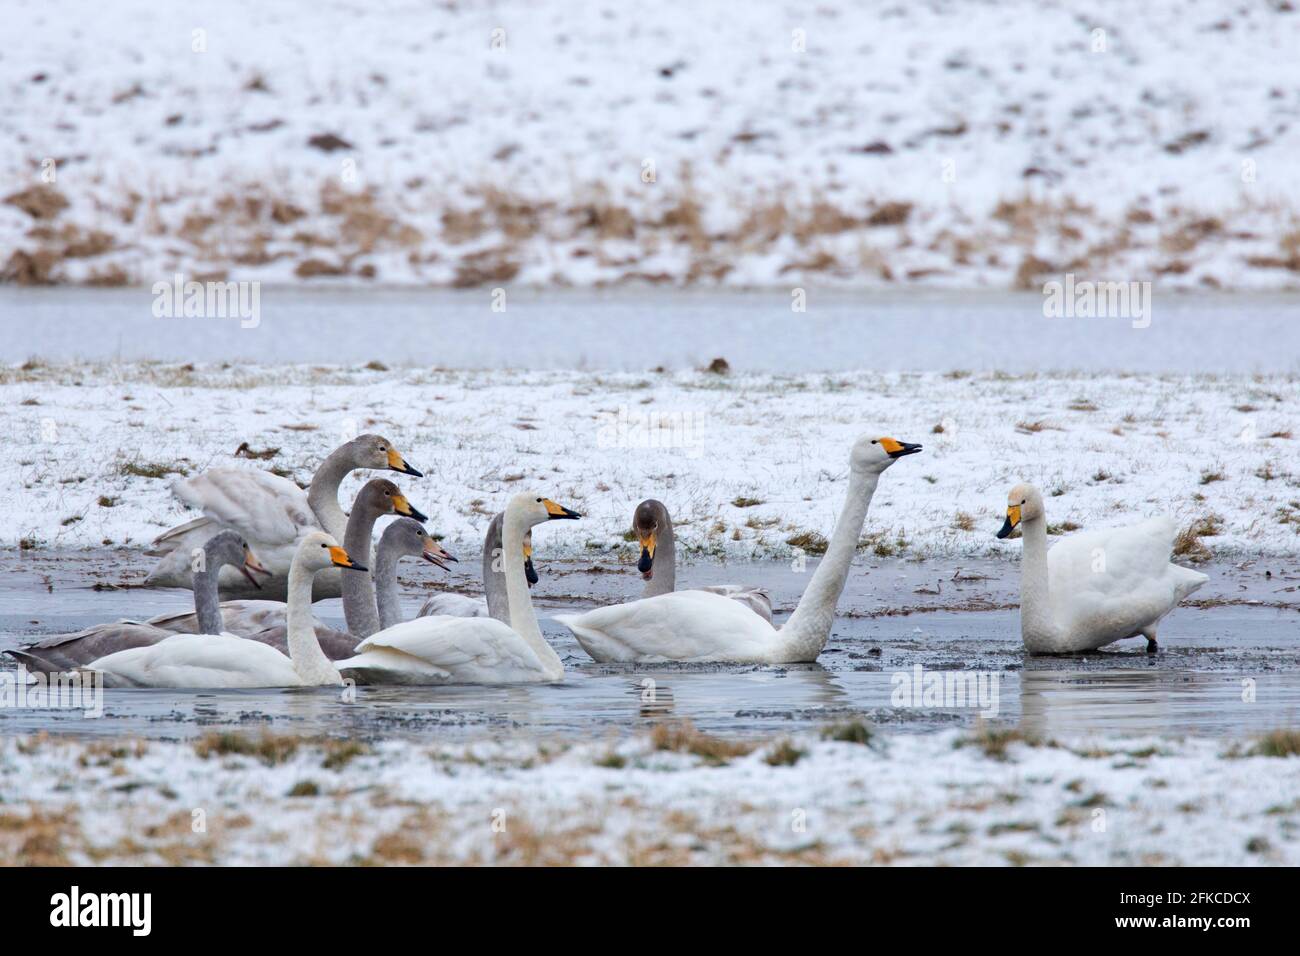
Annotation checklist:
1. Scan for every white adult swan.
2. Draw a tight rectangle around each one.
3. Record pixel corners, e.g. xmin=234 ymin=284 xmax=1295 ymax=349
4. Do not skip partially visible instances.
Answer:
xmin=144 ymin=434 xmax=421 ymax=597
xmin=995 ymin=483 xmax=1208 ymax=653
xmin=86 ymin=532 xmax=366 ymax=688
xmin=336 ymin=493 xmax=581 ymax=684
xmin=629 ymin=499 xmax=772 ymax=621
xmin=555 ymin=434 xmax=922 ymax=663
xmin=416 ymin=512 xmax=537 ymax=622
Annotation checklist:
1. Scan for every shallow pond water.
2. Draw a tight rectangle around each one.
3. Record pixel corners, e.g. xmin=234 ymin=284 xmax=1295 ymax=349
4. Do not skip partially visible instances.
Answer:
xmin=2 ymin=551 xmax=1296 ymax=741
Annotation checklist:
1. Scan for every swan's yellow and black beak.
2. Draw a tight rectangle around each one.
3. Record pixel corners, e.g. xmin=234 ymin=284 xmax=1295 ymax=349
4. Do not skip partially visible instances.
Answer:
xmin=996 ymin=505 xmax=1022 ymax=539
xmin=421 ymin=537 xmax=456 ymax=571
xmin=880 ymin=438 xmax=923 ymax=458
xmin=241 ymin=546 xmax=271 ymax=589
xmin=523 ymin=539 xmax=539 ymax=587
xmin=393 ymin=494 xmax=428 ymax=523
xmin=542 ymin=499 xmax=582 ymax=520
xmin=637 ymin=530 xmax=656 ymax=579
xmin=387 ymin=447 xmax=423 ymax=478
xmin=329 ymin=545 xmax=368 ymax=572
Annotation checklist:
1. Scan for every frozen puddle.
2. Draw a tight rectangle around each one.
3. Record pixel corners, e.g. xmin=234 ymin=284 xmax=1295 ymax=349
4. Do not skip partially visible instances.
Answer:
xmin=2 ymin=553 xmax=1296 ymax=742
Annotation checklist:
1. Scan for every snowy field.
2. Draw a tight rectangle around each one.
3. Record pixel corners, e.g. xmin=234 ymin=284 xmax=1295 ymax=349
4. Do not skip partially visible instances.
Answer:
xmin=3 ymin=360 xmax=1296 ymax=561
xmin=3 ymin=0 xmax=1300 ymax=289
xmin=2 ymin=727 xmax=1296 ymax=865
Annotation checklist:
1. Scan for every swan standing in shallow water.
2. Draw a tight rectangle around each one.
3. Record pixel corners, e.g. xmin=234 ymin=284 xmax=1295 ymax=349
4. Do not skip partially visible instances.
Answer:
xmin=336 ymin=493 xmax=581 ymax=684
xmin=555 ymin=434 xmax=921 ymax=663
xmin=630 ymin=499 xmax=772 ymax=621
xmin=144 ymin=434 xmax=421 ymax=598
xmin=996 ymin=483 xmax=1208 ymax=653
xmin=416 ymin=512 xmax=538 ymax=622
xmin=86 ymin=533 xmax=367 ymax=688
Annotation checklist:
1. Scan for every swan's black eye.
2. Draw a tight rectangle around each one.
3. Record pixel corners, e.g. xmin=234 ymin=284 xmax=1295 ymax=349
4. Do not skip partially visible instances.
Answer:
xmin=871 ymin=440 xmax=878 ymax=444
xmin=320 ymin=543 xmax=327 ymax=549
xmin=1021 ymin=499 xmax=1027 ymax=505
xmin=536 ymin=497 xmax=543 ymax=502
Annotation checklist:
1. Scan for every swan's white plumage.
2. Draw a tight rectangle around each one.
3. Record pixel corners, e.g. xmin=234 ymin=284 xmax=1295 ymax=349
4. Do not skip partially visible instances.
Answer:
xmin=87 ymin=632 xmax=308 ymax=688
xmin=417 ymin=593 xmax=490 ymax=618
xmin=339 ymin=615 xmax=556 ymax=684
xmin=1031 ymin=517 xmax=1207 ymax=652
xmin=146 ymin=599 xmax=327 ymax=636
xmin=555 ymin=588 xmax=779 ymax=663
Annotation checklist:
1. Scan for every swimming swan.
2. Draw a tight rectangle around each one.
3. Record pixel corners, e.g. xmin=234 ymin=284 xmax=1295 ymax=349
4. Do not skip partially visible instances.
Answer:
xmin=86 ymin=532 xmax=366 ymax=688
xmin=143 ymin=434 xmax=420 ymax=597
xmin=336 ymin=493 xmax=581 ymax=684
xmin=630 ymin=498 xmax=772 ymax=621
xmin=416 ymin=511 xmax=537 ymax=622
xmin=996 ymin=483 xmax=1208 ymax=653
xmin=4 ymin=531 xmax=267 ymax=674
xmin=555 ymin=434 xmax=921 ymax=663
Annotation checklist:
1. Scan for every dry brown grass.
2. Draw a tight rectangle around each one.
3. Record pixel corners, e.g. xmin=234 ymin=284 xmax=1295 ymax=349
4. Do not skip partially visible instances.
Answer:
xmin=650 ymin=720 xmax=755 ymax=765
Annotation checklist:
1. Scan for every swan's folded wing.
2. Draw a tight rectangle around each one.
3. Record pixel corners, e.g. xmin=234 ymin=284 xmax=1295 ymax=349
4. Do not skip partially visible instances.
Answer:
xmin=172 ymin=468 xmax=314 ymax=545
xmin=557 ymin=590 xmax=774 ymax=663
xmin=696 ymin=585 xmax=773 ymax=622
xmin=351 ymin=617 xmax=545 ymax=679
xmin=147 ymin=599 xmax=295 ymax=635
xmin=87 ymin=633 xmax=299 ymax=688
xmin=6 ymin=621 xmax=173 ymax=672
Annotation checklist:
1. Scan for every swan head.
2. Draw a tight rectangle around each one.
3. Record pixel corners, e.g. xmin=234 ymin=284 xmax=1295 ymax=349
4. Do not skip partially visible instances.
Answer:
xmin=632 ymin=499 xmax=669 ymax=579
xmin=507 ymin=492 xmax=583 ymax=528
xmin=357 ymin=478 xmax=428 ymax=522
xmin=997 ymin=483 xmax=1044 ymax=538
xmin=300 ymin=530 xmax=368 ymax=573
xmin=202 ymin=530 xmax=270 ymax=588
xmin=851 ymin=434 xmax=923 ymax=474
xmin=380 ymin=517 xmax=457 ymax=571
xmin=349 ymin=433 xmax=422 ymax=478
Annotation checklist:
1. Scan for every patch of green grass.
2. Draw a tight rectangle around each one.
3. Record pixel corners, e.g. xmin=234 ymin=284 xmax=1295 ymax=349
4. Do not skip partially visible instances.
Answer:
xmin=958 ymin=727 xmax=1040 ymax=761
xmin=594 ymin=752 xmax=626 ymax=769
xmin=731 ymin=496 xmax=764 ymax=508
xmin=287 ymin=780 xmax=320 ymax=797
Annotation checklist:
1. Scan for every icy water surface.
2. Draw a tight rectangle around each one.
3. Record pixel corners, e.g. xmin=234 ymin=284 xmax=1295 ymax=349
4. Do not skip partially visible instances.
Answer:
xmin=2 ymin=551 xmax=1296 ymax=741
xmin=3 ymin=287 xmax=1299 ymax=373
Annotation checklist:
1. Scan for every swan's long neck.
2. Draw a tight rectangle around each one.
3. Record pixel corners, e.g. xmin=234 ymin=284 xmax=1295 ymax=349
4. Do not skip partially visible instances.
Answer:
xmin=642 ymin=512 xmax=676 ymax=598
xmin=779 ymin=470 xmax=879 ymax=661
xmin=341 ymin=503 xmax=381 ymax=638
xmin=482 ymin=513 xmax=510 ymax=624
xmin=286 ymin=553 xmax=339 ymax=684
xmin=307 ymin=448 xmax=352 ymax=540
xmin=191 ymin=558 xmax=225 ymax=635
xmin=1018 ymin=518 xmax=1055 ymax=645
xmin=374 ymin=537 xmax=404 ymax=632
xmin=503 ymin=511 xmax=563 ymax=679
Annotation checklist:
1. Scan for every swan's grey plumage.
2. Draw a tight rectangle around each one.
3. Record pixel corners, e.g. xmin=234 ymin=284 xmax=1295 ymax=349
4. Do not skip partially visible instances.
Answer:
xmin=416 ymin=512 xmax=536 ymax=622
xmin=632 ymin=499 xmax=772 ymax=621
xmin=143 ymin=434 xmax=421 ymax=599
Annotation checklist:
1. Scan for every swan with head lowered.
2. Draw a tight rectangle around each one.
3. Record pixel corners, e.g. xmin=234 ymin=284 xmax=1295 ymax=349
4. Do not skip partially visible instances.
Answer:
xmin=336 ymin=493 xmax=581 ymax=684
xmin=143 ymin=434 xmax=421 ymax=598
xmin=85 ymin=532 xmax=367 ymax=688
xmin=629 ymin=499 xmax=771 ymax=621
xmin=416 ymin=512 xmax=537 ymax=622
xmin=555 ymin=434 xmax=921 ymax=663
xmin=995 ymin=483 xmax=1208 ymax=653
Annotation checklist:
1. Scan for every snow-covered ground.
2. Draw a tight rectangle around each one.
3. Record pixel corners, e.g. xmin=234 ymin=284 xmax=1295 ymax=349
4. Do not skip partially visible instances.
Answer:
xmin=1 ymin=727 xmax=1295 ymax=865
xmin=3 ymin=0 xmax=1299 ymax=289
xmin=3 ymin=360 xmax=1296 ymax=559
